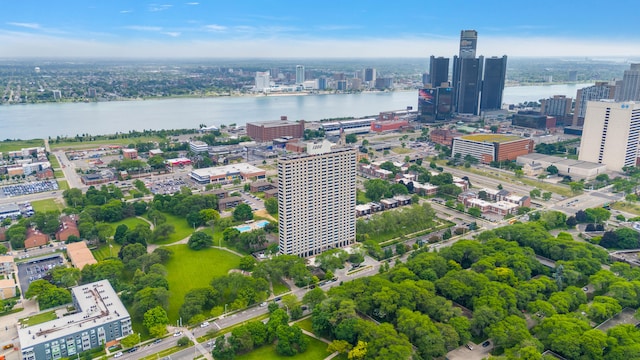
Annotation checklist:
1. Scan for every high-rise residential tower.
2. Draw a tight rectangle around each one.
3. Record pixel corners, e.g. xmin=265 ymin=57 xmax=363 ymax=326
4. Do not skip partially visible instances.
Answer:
xmin=579 ymin=100 xmax=640 ymax=171
xmin=615 ymin=64 xmax=640 ymax=102
xmin=364 ymin=68 xmax=377 ymax=82
xmin=295 ymin=65 xmax=305 ymax=84
xmin=573 ymin=82 xmax=616 ymax=126
xmin=255 ymin=71 xmax=270 ymax=91
xmin=480 ymin=56 xmax=507 ymax=111
xmin=278 ymin=143 xmax=356 ymax=257
xmin=540 ymin=95 xmax=573 ymax=126
xmin=429 ymin=56 xmax=449 ymax=88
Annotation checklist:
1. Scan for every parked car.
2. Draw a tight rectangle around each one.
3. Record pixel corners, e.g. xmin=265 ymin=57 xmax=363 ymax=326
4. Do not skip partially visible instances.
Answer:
xmin=114 ymin=352 xmax=123 ymax=358
xmin=482 ymin=341 xmax=491 ymax=347
xmin=466 ymin=344 xmax=473 ymax=350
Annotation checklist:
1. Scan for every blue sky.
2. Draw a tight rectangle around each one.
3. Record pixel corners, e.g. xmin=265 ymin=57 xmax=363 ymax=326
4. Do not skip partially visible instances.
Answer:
xmin=1 ymin=0 xmax=639 ymax=58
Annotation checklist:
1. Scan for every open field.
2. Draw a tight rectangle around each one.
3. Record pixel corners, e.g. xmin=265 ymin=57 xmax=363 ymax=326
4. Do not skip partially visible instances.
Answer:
xmin=54 ymin=169 xmax=65 ymax=179
xmin=612 ymin=202 xmax=640 ymax=216
xmin=234 ymin=335 xmax=328 ymax=360
xmin=151 ymin=212 xmax=194 ymax=244
xmin=294 ymin=318 xmax=313 ymax=333
xmin=57 ymin=180 xmax=70 ymax=190
xmin=391 ymin=147 xmax=412 ymax=154
xmin=164 ymin=245 xmax=241 ymax=321
xmin=31 ymin=198 xmax=64 ymax=212
xmin=48 ymin=156 xmax=61 ymax=169
xmin=49 ymin=136 xmax=165 ymax=150
xmin=92 ymin=242 xmax=122 ymax=261
xmin=111 ymin=216 xmax=150 ymax=230
xmin=0 ymin=139 xmax=45 ymax=152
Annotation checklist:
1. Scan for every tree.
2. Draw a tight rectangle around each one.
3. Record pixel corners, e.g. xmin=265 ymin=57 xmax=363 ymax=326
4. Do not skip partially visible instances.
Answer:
xmin=364 ymin=179 xmax=390 ymax=202
xmin=515 ymin=169 xmax=524 ymax=178
xmin=264 ymin=197 xmax=278 ymax=215
xmin=530 ymin=189 xmax=541 ymax=198
xmin=188 ymin=231 xmax=213 ymax=250
xmin=345 ymin=134 xmax=358 ymax=144
xmin=546 ymin=165 xmax=559 ymax=174
xmin=121 ymin=333 xmax=140 ymax=349
xmin=585 ymin=207 xmax=611 ymax=224
xmin=239 ymin=255 xmax=257 ymax=271
xmin=143 ymin=306 xmax=169 ymax=337
xmin=468 ymin=207 xmax=482 ymax=218
xmin=303 ymin=287 xmax=326 ymax=309
xmin=569 ymin=181 xmax=584 ymax=193
xmin=348 ymin=340 xmax=367 ymax=360
xmin=327 ymin=340 xmax=352 ymax=355
xmin=542 ymin=192 xmax=552 ymax=201
xmin=233 ymin=203 xmax=254 ymax=221
xmin=177 ymin=336 xmax=190 ymax=347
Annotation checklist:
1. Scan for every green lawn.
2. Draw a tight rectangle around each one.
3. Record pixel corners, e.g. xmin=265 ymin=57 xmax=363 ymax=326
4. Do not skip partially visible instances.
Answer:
xmin=150 ymin=212 xmax=194 ymax=244
xmin=49 ymin=136 xmax=164 ymax=150
xmin=294 ymin=318 xmax=313 ymax=333
xmin=612 ymin=202 xmax=640 ymax=216
xmin=201 ymin=227 xmax=251 ymax=256
xmin=111 ymin=217 xmax=150 ymax=230
xmin=48 ymin=155 xmax=61 ymax=169
xmin=92 ymin=243 xmax=122 ymax=261
xmin=356 ymin=190 xmax=370 ymax=205
xmin=0 ymin=139 xmax=44 ymax=152
xmin=235 ymin=335 xmax=329 ymax=360
xmin=57 ymin=180 xmax=70 ymax=190
xmin=31 ymin=199 xmax=63 ymax=212
xmin=54 ymin=169 xmax=65 ymax=179
xmin=164 ymin=245 xmax=241 ymax=321
xmin=272 ymin=280 xmax=290 ymax=296
xmin=19 ymin=310 xmax=57 ymax=326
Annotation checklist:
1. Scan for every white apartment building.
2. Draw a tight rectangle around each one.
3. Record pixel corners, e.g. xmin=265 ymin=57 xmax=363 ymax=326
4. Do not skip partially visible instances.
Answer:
xmin=579 ymin=100 xmax=640 ymax=171
xmin=278 ymin=146 xmax=356 ymax=257
xmin=255 ymin=71 xmax=270 ymax=91
xmin=295 ymin=65 xmax=305 ymax=85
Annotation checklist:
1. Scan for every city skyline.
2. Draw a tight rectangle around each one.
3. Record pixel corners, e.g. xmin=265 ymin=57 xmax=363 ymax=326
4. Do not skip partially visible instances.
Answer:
xmin=1 ymin=0 xmax=640 ymax=58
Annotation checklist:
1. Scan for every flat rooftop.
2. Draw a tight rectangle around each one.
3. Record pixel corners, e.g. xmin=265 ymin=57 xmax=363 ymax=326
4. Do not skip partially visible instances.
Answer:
xmin=247 ymin=120 xmax=300 ymax=127
xmin=459 ymin=134 xmax=523 ymax=143
xmin=517 ymin=153 xmax=606 ymax=170
xmin=66 ymin=241 xmax=97 ymax=270
xmin=191 ymin=163 xmax=265 ymax=177
xmin=18 ymin=280 xmax=129 ymax=349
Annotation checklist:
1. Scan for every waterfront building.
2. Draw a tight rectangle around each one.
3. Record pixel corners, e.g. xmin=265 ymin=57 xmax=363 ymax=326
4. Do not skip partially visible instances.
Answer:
xmin=615 ymin=64 xmax=640 ymax=102
xmin=480 ymin=56 xmax=507 ymax=111
xmin=278 ymin=143 xmax=356 ymax=257
xmin=255 ymin=71 xmax=270 ymax=91
xmin=453 ymin=56 xmax=483 ymax=115
xmin=429 ymin=56 xmax=449 ymax=88
xmin=578 ymin=100 xmax=640 ymax=171
xmin=246 ymin=119 xmax=305 ymax=142
xmin=540 ymin=95 xmax=573 ymax=126
xmin=573 ymin=82 xmax=616 ymax=126
xmin=364 ymin=68 xmax=377 ymax=83
xmin=19 ymin=280 xmax=132 ymax=360
xmin=451 ymin=134 xmax=534 ymax=164
xmin=295 ymin=65 xmax=305 ymax=85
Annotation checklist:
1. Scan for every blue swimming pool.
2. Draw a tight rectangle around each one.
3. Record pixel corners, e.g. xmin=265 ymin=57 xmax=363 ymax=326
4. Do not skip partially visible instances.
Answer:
xmin=236 ymin=225 xmax=251 ymax=232
xmin=256 ymin=220 xmax=269 ymax=228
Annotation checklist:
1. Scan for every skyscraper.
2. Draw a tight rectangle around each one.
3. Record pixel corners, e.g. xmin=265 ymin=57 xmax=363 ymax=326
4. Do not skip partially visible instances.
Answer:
xmin=364 ymin=68 xmax=377 ymax=82
xmin=458 ymin=30 xmax=478 ymax=59
xmin=540 ymin=95 xmax=573 ymax=126
xmin=429 ymin=56 xmax=449 ymax=88
xmin=254 ymin=71 xmax=270 ymax=91
xmin=480 ymin=56 xmax=507 ymax=111
xmin=295 ymin=65 xmax=305 ymax=84
xmin=453 ymin=55 xmax=483 ymax=115
xmin=615 ymin=64 xmax=640 ymax=102
xmin=573 ymin=82 xmax=616 ymax=126
xmin=579 ymin=100 xmax=640 ymax=171
xmin=278 ymin=143 xmax=356 ymax=257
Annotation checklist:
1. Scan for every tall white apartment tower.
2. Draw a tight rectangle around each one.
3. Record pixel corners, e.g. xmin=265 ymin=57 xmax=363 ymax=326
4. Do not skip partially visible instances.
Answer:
xmin=255 ymin=71 xmax=270 ymax=91
xmin=278 ymin=143 xmax=356 ymax=257
xmin=295 ymin=65 xmax=305 ymax=84
xmin=579 ymin=100 xmax=640 ymax=171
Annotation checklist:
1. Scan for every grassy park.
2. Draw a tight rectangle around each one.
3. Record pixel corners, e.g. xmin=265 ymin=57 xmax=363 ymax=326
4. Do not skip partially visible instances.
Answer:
xmin=234 ymin=336 xmax=329 ymax=360
xmin=31 ymin=198 xmax=64 ymax=212
xmin=92 ymin=243 xmax=122 ymax=261
xmin=164 ymin=245 xmax=241 ymax=321
xmin=57 ymin=180 xmax=70 ymax=190
xmin=49 ymin=136 xmax=164 ymax=150
xmin=111 ymin=216 xmax=151 ymax=230
xmin=150 ymin=212 xmax=194 ymax=244
xmin=48 ymin=155 xmax=61 ymax=169
xmin=0 ymin=139 xmax=44 ymax=153
xmin=272 ymin=280 xmax=290 ymax=295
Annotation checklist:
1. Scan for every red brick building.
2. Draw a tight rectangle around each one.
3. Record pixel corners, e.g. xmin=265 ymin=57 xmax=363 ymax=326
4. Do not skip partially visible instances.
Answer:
xmin=370 ymin=120 xmax=410 ymax=133
xmin=246 ymin=119 xmax=305 ymax=142
xmin=25 ymin=228 xmax=49 ymax=249
xmin=430 ymin=129 xmax=458 ymax=147
xmin=56 ymin=216 xmax=80 ymax=242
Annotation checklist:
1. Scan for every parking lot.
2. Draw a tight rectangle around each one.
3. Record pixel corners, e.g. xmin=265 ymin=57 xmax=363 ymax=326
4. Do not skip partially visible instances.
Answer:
xmin=147 ymin=176 xmax=190 ymax=195
xmin=1 ymin=180 xmax=58 ymax=198
xmin=16 ymin=254 xmax=66 ymax=293
xmin=446 ymin=341 xmax=493 ymax=360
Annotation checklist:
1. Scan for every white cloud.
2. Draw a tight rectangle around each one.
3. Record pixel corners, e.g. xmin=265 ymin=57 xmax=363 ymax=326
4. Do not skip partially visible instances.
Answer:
xmin=1 ymin=32 xmax=640 ymax=59
xmin=124 ymin=25 xmax=163 ymax=32
xmin=148 ymin=4 xmax=173 ymax=12
xmin=185 ymin=2 xmax=199 ymax=5
xmin=162 ymin=32 xmax=181 ymax=37
xmin=204 ymin=24 xmax=227 ymax=32
xmin=7 ymin=22 xmax=41 ymax=29
xmin=120 ymin=10 xmax=133 ymax=14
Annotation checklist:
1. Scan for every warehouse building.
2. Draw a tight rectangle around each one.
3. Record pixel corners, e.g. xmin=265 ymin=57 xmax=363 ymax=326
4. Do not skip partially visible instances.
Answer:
xmin=451 ymin=134 xmax=534 ymax=164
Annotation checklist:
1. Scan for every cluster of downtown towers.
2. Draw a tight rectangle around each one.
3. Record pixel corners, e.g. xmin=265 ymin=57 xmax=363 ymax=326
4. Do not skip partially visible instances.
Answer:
xmin=420 ymin=30 xmax=507 ymax=121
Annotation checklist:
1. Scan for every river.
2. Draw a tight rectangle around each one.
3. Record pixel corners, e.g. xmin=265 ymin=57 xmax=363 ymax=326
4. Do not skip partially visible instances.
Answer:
xmin=0 ymin=83 xmax=592 ymax=140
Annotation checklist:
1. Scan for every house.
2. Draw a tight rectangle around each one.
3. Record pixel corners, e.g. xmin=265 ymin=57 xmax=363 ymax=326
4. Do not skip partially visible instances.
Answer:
xmin=218 ymin=196 xmax=243 ymax=210
xmin=0 ymin=279 xmax=16 ymax=299
xmin=264 ymin=188 xmax=278 ymax=199
xmin=24 ymin=228 xmax=49 ymax=249
xmin=379 ymin=198 xmax=399 ymax=209
xmin=36 ymin=167 xmax=54 ymax=180
xmin=0 ymin=255 xmax=14 ymax=276
xmin=66 ymin=241 xmax=97 ymax=270
xmin=55 ymin=215 xmax=80 ymax=242
xmin=413 ymin=183 xmax=438 ymax=196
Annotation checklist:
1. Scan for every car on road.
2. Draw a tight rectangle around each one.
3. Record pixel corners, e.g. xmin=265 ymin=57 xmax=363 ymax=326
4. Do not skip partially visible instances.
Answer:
xmin=482 ymin=341 xmax=491 ymax=347
xmin=259 ymin=302 xmax=267 ymax=307
xmin=128 ymin=347 xmax=138 ymax=353
xmin=173 ymin=331 xmax=182 ymax=337
xmin=274 ymin=297 xmax=282 ymax=302
xmin=114 ymin=352 xmax=123 ymax=358
xmin=153 ymin=339 xmax=162 ymax=344
xmin=200 ymin=321 xmax=210 ymax=328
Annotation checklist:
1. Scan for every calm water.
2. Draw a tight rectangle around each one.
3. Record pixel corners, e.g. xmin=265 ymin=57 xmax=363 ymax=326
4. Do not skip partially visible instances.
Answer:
xmin=0 ymin=83 xmax=592 ymax=139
